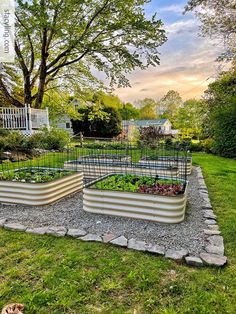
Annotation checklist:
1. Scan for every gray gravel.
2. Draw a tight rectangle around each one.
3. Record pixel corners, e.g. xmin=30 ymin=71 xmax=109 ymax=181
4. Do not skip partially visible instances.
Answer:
xmin=0 ymin=167 xmax=206 ymax=255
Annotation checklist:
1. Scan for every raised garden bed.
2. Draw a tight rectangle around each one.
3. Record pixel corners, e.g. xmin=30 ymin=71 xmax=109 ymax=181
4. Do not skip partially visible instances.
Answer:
xmin=78 ymin=154 xmax=131 ymax=162
xmin=64 ymin=160 xmax=179 ymax=181
xmin=140 ymin=156 xmax=192 ymax=175
xmin=83 ymin=174 xmax=188 ymax=223
xmin=0 ymin=168 xmax=83 ymax=205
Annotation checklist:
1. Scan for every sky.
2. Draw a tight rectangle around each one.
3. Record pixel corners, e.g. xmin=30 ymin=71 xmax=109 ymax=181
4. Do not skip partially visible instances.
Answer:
xmin=115 ymin=0 xmax=223 ymax=103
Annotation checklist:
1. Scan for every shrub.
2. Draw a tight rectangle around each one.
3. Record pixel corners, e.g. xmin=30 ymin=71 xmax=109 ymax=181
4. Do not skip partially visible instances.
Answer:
xmin=3 ymin=131 xmax=26 ymax=151
xmin=0 ymin=129 xmax=10 ymax=137
xmin=189 ymin=142 xmax=203 ymax=152
xmin=41 ymin=128 xmax=70 ymax=151
xmin=139 ymin=126 xmax=164 ymax=147
xmin=202 ymin=138 xmax=214 ymax=153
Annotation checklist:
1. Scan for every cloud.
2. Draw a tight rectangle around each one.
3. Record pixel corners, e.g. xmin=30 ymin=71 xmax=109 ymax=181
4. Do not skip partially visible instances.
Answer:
xmin=159 ymin=4 xmax=185 ymax=14
xmin=164 ymin=19 xmax=197 ymax=35
xmin=113 ymin=6 xmax=227 ymax=103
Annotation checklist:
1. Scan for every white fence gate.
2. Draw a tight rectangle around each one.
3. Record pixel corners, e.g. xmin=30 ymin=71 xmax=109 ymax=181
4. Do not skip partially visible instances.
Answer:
xmin=0 ymin=105 xmax=49 ymax=135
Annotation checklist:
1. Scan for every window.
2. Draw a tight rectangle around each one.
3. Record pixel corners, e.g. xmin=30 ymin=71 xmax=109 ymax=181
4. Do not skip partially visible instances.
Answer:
xmin=66 ymin=122 xmax=71 ymax=129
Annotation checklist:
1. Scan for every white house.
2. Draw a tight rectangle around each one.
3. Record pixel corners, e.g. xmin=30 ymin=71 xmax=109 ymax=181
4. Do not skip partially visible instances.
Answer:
xmin=122 ymin=119 xmax=173 ymax=136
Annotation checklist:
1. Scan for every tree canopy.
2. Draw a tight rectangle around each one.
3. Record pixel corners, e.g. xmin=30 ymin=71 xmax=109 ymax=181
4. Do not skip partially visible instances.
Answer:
xmin=175 ymin=98 xmax=207 ymax=139
xmin=138 ymin=98 xmax=157 ymax=120
xmin=185 ymin=0 xmax=236 ymax=61
xmin=159 ymin=90 xmax=182 ymax=122
xmin=204 ymin=67 xmax=236 ymax=157
xmin=0 ymin=0 xmax=166 ymax=108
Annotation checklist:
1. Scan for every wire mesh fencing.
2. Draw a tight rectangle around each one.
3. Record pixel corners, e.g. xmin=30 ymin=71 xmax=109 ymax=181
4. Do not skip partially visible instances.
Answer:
xmin=0 ymin=140 xmax=191 ymax=188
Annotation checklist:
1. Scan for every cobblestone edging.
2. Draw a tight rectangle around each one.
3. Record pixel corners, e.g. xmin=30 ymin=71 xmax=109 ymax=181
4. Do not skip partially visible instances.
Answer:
xmin=0 ymin=167 xmax=227 ymax=267
xmin=194 ymin=167 xmax=227 ymax=267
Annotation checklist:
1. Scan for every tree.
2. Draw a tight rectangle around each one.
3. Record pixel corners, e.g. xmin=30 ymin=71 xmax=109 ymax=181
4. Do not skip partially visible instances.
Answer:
xmin=72 ymin=105 xmax=121 ymax=138
xmin=205 ymin=68 xmax=236 ymax=157
xmin=41 ymin=91 xmax=81 ymax=122
xmin=119 ymin=103 xmax=140 ymax=120
xmin=175 ymin=99 xmax=207 ymax=140
xmin=0 ymin=0 xmax=166 ymax=108
xmin=138 ymin=98 xmax=157 ymax=119
xmin=159 ymin=90 xmax=182 ymax=122
xmin=185 ymin=0 xmax=236 ymax=60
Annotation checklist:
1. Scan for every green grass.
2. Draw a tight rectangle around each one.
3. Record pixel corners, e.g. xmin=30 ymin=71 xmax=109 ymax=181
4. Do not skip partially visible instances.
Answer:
xmin=0 ymin=153 xmax=236 ymax=313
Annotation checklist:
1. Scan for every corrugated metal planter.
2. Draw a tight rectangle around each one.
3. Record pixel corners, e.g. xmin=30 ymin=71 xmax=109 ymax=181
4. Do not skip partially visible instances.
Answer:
xmin=139 ymin=157 xmax=192 ymax=176
xmin=78 ymin=154 xmax=131 ymax=162
xmin=0 ymin=171 xmax=83 ymax=205
xmin=83 ymin=175 xmax=188 ymax=223
xmin=64 ymin=160 xmax=179 ymax=181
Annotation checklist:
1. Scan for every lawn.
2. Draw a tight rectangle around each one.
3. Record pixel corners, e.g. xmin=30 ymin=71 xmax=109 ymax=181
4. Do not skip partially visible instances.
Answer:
xmin=0 ymin=153 xmax=235 ymax=313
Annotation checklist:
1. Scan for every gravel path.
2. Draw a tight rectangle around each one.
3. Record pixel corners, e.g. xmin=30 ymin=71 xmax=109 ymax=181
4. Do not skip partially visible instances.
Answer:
xmin=0 ymin=167 xmax=206 ymax=255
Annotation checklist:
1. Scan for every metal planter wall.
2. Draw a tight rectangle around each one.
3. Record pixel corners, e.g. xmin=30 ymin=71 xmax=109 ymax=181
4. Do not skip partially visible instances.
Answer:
xmin=139 ymin=157 xmax=192 ymax=176
xmin=0 ymin=172 xmax=83 ymax=205
xmin=64 ymin=161 xmax=179 ymax=181
xmin=83 ymin=183 xmax=188 ymax=224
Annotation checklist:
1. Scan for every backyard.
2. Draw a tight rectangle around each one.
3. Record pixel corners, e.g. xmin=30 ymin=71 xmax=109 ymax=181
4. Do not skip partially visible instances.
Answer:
xmin=0 ymin=153 xmax=235 ymax=314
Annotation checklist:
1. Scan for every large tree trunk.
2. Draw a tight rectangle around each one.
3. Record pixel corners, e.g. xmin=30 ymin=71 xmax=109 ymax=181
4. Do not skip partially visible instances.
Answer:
xmin=24 ymin=73 xmax=32 ymax=105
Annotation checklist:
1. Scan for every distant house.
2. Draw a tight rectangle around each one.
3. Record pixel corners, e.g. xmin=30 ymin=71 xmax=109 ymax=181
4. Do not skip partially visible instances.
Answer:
xmin=53 ymin=116 xmax=73 ymax=134
xmin=53 ymin=100 xmax=80 ymax=134
xmin=122 ymin=119 xmax=173 ymax=136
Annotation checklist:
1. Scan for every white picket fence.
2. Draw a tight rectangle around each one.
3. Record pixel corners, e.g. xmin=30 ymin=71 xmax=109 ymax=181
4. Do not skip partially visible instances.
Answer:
xmin=0 ymin=104 xmax=49 ymax=135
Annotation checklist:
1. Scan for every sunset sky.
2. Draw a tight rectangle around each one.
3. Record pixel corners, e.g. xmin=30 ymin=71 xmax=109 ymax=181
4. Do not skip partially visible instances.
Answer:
xmin=115 ymin=0 xmax=223 ymax=103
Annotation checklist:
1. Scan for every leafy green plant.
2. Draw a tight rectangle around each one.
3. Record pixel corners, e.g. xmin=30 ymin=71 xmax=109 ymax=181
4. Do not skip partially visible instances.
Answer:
xmin=0 ymin=168 xmax=74 ymax=183
xmin=94 ymin=174 xmax=183 ymax=196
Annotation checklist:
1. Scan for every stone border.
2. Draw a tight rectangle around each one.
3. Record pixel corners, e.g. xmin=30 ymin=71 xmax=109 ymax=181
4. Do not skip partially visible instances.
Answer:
xmin=194 ymin=166 xmax=227 ymax=267
xmin=0 ymin=166 xmax=227 ymax=267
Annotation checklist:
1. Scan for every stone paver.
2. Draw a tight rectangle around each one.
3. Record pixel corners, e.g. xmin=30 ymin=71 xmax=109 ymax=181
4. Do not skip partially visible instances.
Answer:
xmin=205 ymin=245 xmax=224 ymax=256
xmin=208 ymin=225 xmax=219 ymax=231
xmin=165 ymin=249 xmax=188 ymax=261
xmin=67 ymin=228 xmax=87 ymax=238
xmin=4 ymin=222 xmax=26 ymax=232
xmin=0 ymin=218 xmax=6 ymax=226
xmin=208 ymin=235 xmax=224 ymax=247
xmin=102 ymin=233 xmax=117 ymax=243
xmin=205 ymin=219 xmax=217 ymax=225
xmin=26 ymin=227 xmax=48 ymax=235
xmin=47 ymin=226 xmax=67 ymax=237
xmin=110 ymin=235 xmax=128 ymax=247
xmin=185 ymin=256 xmax=203 ymax=267
xmin=204 ymin=229 xmax=221 ymax=236
xmin=128 ymin=238 xmax=146 ymax=251
xmin=146 ymin=243 xmax=165 ymax=255
xmin=200 ymin=253 xmax=227 ymax=266
xmin=79 ymin=233 xmax=102 ymax=242
xmin=203 ymin=210 xmax=216 ymax=220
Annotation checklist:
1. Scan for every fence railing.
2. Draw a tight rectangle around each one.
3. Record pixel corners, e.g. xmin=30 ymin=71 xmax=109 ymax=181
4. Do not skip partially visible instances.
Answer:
xmin=0 ymin=105 xmax=49 ymax=134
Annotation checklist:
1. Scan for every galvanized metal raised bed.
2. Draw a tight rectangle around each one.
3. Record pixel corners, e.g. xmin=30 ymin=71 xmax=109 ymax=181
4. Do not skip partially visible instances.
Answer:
xmin=64 ymin=160 xmax=179 ymax=181
xmin=0 ymin=169 xmax=83 ymax=205
xmin=139 ymin=156 xmax=192 ymax=176
xmin=83 ymin=174 xmax=188 ymax=223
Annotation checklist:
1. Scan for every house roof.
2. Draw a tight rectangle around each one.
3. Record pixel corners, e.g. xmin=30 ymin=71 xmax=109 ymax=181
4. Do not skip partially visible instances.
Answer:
xmin=122 ymin=119 xmax=170 ymax=127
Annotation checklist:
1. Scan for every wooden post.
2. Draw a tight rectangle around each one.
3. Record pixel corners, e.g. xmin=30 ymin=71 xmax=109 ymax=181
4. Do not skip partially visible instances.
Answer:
xmin=27 ymin=104 xmax=32 ymax=135
xmin=45 ymin=107 xmax=50 ymax=129
xmin=25 ymin=104 xmax=29 ymax=133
